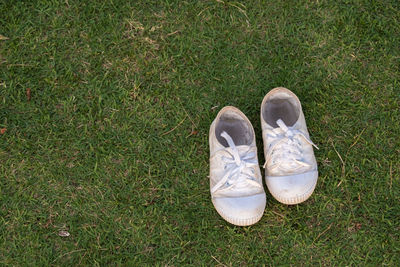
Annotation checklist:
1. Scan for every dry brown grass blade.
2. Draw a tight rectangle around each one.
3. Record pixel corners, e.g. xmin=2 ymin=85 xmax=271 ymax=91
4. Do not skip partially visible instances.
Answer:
xmin=161 ymin=115 xmax=187 ymax=136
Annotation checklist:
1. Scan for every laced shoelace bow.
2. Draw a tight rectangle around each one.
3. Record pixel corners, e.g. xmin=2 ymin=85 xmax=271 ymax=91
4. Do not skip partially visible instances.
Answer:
xmin=263 ymin=119 xmax=319 ymax=172
xmin=211 ymin=131 xmax=262 ymax=194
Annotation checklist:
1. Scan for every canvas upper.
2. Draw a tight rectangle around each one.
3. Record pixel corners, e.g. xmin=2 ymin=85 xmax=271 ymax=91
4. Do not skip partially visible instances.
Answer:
xmin=260 ymin=87 xmax=318 ymax=204
xmin=209 ymin=106 xmax=266 ymax=225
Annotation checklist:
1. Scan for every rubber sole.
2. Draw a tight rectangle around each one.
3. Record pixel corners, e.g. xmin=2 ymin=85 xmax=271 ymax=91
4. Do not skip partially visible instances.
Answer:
xmin=267 ymin=180 xmax=317 ymax=205
xmin=212 ymin=200 xmax=264 ymax=226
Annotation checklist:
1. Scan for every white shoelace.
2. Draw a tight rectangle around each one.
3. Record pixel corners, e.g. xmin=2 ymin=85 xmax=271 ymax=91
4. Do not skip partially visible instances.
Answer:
xmin=263 ymin=119 xmax=319 ymax=173
xmin=211 ymin=131 xmax=261 ymax=194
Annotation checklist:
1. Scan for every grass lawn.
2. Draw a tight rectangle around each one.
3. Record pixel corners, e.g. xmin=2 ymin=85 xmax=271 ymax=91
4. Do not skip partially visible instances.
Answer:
xmin=1 ymin=0 xmax=399 ymax=265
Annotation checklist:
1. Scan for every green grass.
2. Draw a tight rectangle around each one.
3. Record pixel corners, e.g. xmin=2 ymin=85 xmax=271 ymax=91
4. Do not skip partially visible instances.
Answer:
xmin=1 ymin=0 xmax=399 ymax=265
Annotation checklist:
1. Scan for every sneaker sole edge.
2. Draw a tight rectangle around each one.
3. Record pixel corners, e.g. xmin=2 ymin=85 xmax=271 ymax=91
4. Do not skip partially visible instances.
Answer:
xmin=211 ymin=200 xmax=265 ymax=226
xmin=267 ymin=179 xmax=317 ymax=205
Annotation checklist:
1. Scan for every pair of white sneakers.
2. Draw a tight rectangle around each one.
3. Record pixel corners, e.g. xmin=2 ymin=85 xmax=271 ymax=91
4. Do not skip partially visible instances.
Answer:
xmin=209 ymin=87 xmax=319 ymax=226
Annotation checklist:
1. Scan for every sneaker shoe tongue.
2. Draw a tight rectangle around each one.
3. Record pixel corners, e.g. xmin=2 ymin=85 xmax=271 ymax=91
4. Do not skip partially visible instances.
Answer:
xmin=276 ymin=119 xmax=289 ymax=131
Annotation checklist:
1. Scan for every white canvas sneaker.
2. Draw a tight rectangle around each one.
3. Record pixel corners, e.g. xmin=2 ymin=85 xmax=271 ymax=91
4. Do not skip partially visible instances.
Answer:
xmin=260 ymin=87 xmax=319 ymax=205
xmin=209 ymin=106 xmax=266 ymax=226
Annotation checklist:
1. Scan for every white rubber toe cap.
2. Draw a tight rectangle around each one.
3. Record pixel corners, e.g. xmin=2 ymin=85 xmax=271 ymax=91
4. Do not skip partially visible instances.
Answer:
xmin=212 ymin=193 xmax=266 ymax=226
xmin=266 ymin=170 xmax=318 ymax=205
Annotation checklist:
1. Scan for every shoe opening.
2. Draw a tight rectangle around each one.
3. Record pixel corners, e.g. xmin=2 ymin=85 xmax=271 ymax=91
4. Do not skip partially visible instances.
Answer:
xmin=262 ymin=97 xmax=300 ymax=128
xmin=215 ymin=111 xmax=253 ymax=147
